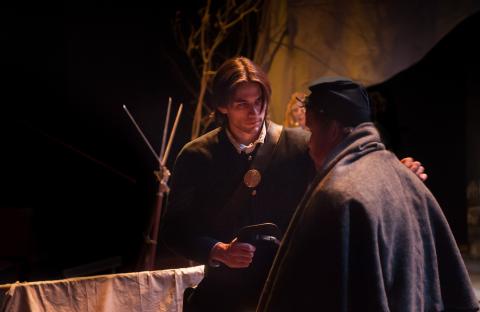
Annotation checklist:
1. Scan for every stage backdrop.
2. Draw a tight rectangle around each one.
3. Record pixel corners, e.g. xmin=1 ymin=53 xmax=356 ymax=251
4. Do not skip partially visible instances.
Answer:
xmin=254 ymin=0 xmax=480 ymax=123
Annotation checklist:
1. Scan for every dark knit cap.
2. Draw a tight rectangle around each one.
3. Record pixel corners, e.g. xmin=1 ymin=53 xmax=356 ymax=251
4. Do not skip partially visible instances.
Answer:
xmin=306 ymin=77 xmax=371 ymax=127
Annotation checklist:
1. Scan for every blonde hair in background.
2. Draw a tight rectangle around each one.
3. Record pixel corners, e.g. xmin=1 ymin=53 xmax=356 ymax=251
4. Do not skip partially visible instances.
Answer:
xmin=284 ymin=92 xmax=306 ymax=128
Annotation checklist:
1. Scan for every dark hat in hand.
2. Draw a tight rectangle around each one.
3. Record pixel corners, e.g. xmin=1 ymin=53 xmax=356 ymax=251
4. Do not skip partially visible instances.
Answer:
xmin=237 ymin=223 xmax=281 ymax=246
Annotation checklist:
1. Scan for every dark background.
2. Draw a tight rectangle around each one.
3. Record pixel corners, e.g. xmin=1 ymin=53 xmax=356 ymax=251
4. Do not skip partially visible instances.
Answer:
xmin=369 ymin=11 xmax=480 ymax=249
xmin=0 ymin=1 xmax=261 ymax=282
xmin=0 ymin=1 xmax=479 ymax=283
xmin=1 ymin=1 xmax=203 ymax=282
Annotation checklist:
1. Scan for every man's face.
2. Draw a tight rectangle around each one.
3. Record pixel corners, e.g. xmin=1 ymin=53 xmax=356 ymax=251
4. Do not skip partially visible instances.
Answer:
xmin=306 ymin=110 xmax=334 ymax=171
xmin=218 ymin=82 xmax=266 ymax=136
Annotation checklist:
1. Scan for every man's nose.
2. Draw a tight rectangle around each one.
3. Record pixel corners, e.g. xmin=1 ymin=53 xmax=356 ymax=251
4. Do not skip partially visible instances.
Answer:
xmin=248 ymin=103 xmax=260 ymax=114
xmin=248 ymin=104 xmax=258 ymax=115
xmin=307 ymin=135 xmax=314 ymax=150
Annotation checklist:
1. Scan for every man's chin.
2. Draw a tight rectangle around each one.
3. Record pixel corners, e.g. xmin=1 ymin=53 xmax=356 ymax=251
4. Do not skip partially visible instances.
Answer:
xmin=242 ymin=120 xmax=261 ymax=129
xmin=309 ymin=151 xmax=325 ymax=171
xmin=243 ymin=125 xmax=261 ymax=134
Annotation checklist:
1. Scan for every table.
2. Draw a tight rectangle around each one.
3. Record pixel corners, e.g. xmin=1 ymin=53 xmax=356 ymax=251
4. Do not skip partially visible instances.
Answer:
xmin=0 ymin=266 xmax=204 ymax=312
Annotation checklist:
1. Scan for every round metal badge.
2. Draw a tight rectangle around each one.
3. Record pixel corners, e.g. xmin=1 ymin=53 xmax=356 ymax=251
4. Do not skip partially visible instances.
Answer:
xmin=243 ymin=169 xmax=262 ymax=188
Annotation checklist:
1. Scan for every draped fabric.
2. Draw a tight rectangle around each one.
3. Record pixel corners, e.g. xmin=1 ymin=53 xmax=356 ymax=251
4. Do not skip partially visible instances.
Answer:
xmin=254 ymin=0 xmax=480 ymax=123
xmin=0 ymin=266 xmax=204 ymax=312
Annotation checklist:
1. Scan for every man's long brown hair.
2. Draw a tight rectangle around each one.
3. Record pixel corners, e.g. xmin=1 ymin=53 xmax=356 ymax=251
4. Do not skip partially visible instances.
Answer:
xmin=211 ymin=56 xmax=271 ymax=125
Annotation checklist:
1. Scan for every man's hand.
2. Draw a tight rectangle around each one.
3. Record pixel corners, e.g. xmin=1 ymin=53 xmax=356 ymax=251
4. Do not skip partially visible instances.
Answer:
xmin=400 ymin=157 xmax=428 ymax=182
xmin=210 ymin=238 xmax=256 ymax=268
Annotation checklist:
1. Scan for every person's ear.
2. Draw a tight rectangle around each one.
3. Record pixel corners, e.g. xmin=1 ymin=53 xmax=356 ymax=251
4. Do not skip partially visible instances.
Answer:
xmin=217 ymin=106 xmax=228 ymax=115
xmin=328 ymin=121 xmax=342 ymax=143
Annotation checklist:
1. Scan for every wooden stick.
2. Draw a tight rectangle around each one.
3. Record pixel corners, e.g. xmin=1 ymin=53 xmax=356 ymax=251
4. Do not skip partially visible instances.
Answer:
xmin=159 ymin=97 xmax=172 ymax=163
xmin=161 ymin=103 xmax=183 ymax=166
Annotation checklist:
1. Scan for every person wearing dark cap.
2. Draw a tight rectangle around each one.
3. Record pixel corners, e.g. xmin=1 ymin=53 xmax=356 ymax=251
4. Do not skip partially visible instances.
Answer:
xmin=256 ymin=77 xmax=479 ymax=312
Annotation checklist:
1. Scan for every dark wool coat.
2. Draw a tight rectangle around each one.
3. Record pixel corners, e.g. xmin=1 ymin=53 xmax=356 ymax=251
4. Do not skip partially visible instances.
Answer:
xmin=258 ymin=123 xmax=478 ymax=312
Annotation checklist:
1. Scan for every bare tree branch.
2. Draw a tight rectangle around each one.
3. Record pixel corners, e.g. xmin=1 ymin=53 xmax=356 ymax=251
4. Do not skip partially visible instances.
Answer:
xmin=173 ymin=0 xmax=262 ymax=139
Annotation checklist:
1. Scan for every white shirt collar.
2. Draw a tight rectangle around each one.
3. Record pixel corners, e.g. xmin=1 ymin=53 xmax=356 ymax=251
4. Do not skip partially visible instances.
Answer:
xmin=225 ymin=122 xmax=266 ymax=154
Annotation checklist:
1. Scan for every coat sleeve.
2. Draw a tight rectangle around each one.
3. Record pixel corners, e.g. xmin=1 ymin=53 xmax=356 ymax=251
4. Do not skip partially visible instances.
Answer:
xmin=160 ymin=146 xmax=219 ymax=264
